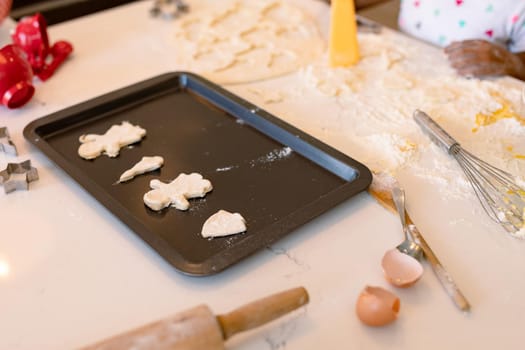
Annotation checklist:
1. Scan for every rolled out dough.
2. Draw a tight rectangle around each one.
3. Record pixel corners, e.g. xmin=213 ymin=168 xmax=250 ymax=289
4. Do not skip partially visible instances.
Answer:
xmin=171 ymin=0 xmax=325 ymax=84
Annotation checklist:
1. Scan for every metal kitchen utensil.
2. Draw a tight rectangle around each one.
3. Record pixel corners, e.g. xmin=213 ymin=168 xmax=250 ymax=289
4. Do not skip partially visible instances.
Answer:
xmin=0 ymin=127 xmax=17 ymax=155
xmin=414 ymin=109 xmax=525 ymax=235
xmin=0 ymin=159 xmax=39 ymax=193
xmin=407 ymin=223 xmax=471 ymax=312
xmin=24 ymin=72 xmax=372 ymax=276
xmin=392 ymin=185 xmax=423 ymax=261
xmin=150 ymin=0 xmax=189 ymax=19
xmin=368 ymin=174 xmax=471 ymax=312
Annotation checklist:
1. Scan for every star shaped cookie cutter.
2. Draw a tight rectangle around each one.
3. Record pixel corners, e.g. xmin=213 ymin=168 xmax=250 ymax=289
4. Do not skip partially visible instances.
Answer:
xmin=0 ymin=127 xmax=17 ymax=156
xmin=0 ymin=160 xmax=39 ymax=194
xmin=150 ymin=0 xmax=189 ymax=19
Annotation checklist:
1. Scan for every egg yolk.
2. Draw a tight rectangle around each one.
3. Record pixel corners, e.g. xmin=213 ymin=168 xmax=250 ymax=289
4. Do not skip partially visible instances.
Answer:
xmin=473 ymin=91 xmax=525 ymax=133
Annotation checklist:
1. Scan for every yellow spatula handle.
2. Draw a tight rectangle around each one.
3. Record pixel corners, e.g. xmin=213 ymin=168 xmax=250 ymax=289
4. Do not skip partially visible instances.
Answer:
xmin=329 ymin=0 xmax=360 ymax=66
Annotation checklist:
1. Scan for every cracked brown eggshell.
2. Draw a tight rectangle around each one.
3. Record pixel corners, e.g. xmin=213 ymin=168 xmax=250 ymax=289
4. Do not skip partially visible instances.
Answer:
xmin=381 ymin=248 xmax=424 ymax=288
xmin=355 ymin=285 xmax=400 ymax=327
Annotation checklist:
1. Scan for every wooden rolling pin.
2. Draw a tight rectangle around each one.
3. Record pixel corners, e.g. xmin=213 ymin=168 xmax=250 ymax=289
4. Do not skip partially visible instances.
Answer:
xmin=79 ymin=286 xmax=309 ymax=350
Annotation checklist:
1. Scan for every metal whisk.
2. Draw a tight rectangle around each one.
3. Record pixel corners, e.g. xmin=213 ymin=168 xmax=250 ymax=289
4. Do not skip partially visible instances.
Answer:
xmin=413 ymin=109 xmax=525 ymax=235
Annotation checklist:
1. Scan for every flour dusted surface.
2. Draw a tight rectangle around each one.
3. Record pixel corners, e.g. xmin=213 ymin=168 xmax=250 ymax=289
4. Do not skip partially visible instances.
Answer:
xmin=229 ymin=28 xmax=525 ymax=232
xmin=170 ymin=0 xmax=324 ymax=84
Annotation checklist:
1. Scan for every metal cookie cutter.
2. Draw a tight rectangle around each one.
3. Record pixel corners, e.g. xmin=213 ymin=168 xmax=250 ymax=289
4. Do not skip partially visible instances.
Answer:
xmin=0 ymin=160 xmax=39 ymax=194
xmin=0 ymin=127 xmax=17 ymax=156
xmin=150 ymin=0 xmax=189 ymax=19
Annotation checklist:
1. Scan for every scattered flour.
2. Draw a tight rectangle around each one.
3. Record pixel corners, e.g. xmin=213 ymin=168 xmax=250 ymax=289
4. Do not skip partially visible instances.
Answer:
xmin=514 ymin=228 xmax=525 ymax=239
xmin=516 ymin=177 xmax=525 ymax=189
xmin=170 ymin=8 xmax=525 ymax=235
xmin=360 ymin=133 xmax=417 ymax=173
xmin=289 ymin=29 xmax=525 ymax=211
xmin=250 ymin=146 xmax=293 ymax=167
xmin=216 ymin=165 xmax=238 ymax=172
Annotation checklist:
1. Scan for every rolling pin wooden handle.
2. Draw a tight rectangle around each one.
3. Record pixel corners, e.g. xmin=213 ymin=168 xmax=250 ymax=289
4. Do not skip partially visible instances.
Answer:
xmin=79 ymin=287 xmax=309 ymax=350
xmin=216 ymin=286 xmax=309 ymax=340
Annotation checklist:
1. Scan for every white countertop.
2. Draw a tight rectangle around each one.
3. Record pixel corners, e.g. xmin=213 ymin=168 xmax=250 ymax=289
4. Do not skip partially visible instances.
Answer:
xmin=2 ymin=1 xmax=525 ymax=349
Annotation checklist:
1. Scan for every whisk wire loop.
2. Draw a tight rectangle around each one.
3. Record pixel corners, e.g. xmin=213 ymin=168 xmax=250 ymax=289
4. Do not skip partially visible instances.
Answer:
xmin=414 ymin=110 xmax=525 ymax=235
xmin=454 ymin=149 xmax=523 ymax=232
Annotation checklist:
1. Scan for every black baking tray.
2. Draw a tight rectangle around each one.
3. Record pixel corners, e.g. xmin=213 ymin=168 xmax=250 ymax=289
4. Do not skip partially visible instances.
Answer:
xmin=24 ymin=72 xmax=372 ymax=276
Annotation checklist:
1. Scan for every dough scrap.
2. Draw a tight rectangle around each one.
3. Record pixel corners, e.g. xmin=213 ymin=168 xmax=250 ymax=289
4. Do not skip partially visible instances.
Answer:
xmin=171 ymin=0 xmax=324 ymax=84
xmin=201 ymin=210 xmax=247 ymax=238
xmin=118 ymin=156 xmax=164 ymax=183
xmin=247 ymin=87 xmax=284 ymax=104
xmin=78 ymin=121 xmax=146 ymax=159
xmin=143 ymin=173 xmax=213 ymax=211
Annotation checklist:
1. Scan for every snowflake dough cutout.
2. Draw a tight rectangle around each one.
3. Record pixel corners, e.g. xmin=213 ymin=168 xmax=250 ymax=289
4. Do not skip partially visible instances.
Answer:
xmin=201 ymin=210 xmax=247 ymax=238
xmin=118 ymin=156 xmax=164 ymax=183
xmin=78 ymin=121 xmax=146 ymax=159
xmin=143 ymin=173 xmax=213 ymax=211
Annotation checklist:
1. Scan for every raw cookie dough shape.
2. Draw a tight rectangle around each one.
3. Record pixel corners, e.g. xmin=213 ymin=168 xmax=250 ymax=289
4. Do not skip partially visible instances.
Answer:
xmin=171 ymin=0 xmax=325 ymax=84
xmin=78 ymin=121 xmax=146 ymax=159
xmin=201 ymin=210 xmax=247 ymax=238
xmin=143 ymin=173 xmax=213 ymax=211
xmin=118 ymin=156 xmax=164 ymax=183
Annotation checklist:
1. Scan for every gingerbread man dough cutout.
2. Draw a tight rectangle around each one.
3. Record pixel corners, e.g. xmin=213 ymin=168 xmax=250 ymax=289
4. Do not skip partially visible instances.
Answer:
xmin=78 ymin=121 xmax=146 ymax=159
xmin=143 ymin=173 xmax=213 ymax=211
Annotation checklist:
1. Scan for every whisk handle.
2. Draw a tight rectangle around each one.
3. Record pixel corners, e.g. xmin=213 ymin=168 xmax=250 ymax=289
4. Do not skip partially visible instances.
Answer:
xmin=413 ymin=110 xmax=459 ymax=153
